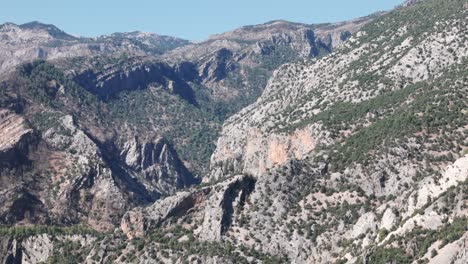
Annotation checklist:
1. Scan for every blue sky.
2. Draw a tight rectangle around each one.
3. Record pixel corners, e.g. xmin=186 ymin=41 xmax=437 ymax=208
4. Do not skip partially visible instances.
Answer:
xmin=1 ymin=0 xmax=405 ymax=41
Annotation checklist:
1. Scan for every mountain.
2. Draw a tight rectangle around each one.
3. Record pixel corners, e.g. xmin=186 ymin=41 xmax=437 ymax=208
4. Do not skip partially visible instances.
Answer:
xmin=96 ymin=31 xmax=191 ymax=54
xmin=18 ymin=21 xmax=77 ymax=40
xmin=402 ymin=0 xmax=426 ymax=6
xmin=1 ymin=0 xmax=467 ymax=263
xmin=161 ymin=16 xmax=376 ymax=119
xmin=0 ymin=16 xmax=370 ymax=176
xmin=109 ymin=0 xmax=468 ymax=262
xmin=0 ymin=21 xmax=190 ymax=75
xmin=0 ymin=14 xmax=371 ymax=236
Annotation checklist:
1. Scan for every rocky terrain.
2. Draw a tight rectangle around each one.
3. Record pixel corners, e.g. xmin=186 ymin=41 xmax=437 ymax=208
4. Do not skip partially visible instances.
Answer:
xmin=0 ymin=16 xmax=371 ymax=176
xmin=0 ymin=3 xmax=371 ymax=244
xmin=0 ymin=21 xmax=189 ymax=75
xmin=0 ymin=0 xmax=467 ymax=263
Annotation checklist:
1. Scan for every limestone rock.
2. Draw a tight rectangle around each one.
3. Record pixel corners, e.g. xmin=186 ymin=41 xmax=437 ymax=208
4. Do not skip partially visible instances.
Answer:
xmin=120 ymin=137 xmax=197 ymax=194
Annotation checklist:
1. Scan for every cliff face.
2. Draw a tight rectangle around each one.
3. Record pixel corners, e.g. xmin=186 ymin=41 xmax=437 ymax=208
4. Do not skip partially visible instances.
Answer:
xmin=0 ymin=106 xmax=195 ymax=231
xmin=0 ymin=110 xmax=34 ymax=167
xmin=70 ymin=58 xmax=197 ymax=104
xmin=120 ymin=137 xmax=197 ymax=194
xmin=0 ymin=234 xmax=97 ymax=264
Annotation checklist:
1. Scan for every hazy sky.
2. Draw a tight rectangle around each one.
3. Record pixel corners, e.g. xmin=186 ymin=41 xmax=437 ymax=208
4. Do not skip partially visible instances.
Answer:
xmin=1 ymin=0 xmax=405 ymax=41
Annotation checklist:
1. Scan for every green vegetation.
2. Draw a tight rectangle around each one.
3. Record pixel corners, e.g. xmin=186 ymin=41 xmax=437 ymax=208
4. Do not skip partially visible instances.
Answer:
xmin=256 ymin=45 xmax=303 ymax=71
xmin=331 ymin=63 xmax=467 ymax=170
xmin=366 ymin=247 xmax=411 ymax=264
xmin=271 ymin=60 xmax=467 ymax=172
xmin=18 ymin=60 xmax=97 ymax=110
xmin=119 ymin=226 xmax=290 ymax=263
xmin=0 ymin=225 xmax=99 ymax=239
xmin=8 ymin=60 xmax=220 ymax=175
xmin=106 ymin=87 xmax=221 ymax=175
xmin=378 ymin=228 xmax=389 ymax=242
xmin=368 ymin=217 xmax=468 ymax=263
xmin=46 ymin=239 xmax=94 ymax=264
xmin=356 ymin=0 xmax=467 ymax=47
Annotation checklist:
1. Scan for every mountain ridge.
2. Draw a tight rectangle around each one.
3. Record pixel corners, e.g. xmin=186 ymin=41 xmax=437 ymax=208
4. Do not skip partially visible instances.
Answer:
xmin=0 ymin=10 xmax=374 ymax=234
xmin=0 ymin=0 xmax=466 ymax=263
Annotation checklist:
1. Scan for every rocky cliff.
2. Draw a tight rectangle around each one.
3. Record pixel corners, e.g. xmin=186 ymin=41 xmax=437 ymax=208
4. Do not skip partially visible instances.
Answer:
xmin=0 ymin=107 xmax=196 ymax=231
xmin=110 ymin=0 xmax=467 ymax=263
xmin=1 ymin=0 xmax=467 ymax=263
xmin=0 ymin=62 xmax=198 ymax=230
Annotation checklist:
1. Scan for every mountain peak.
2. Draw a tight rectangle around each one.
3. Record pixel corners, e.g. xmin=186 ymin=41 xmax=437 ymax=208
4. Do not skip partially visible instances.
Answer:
xmin=0 ymin=22 xmax=20 ymax=31
xmin=402 ymin=0 xmax=426 ymax=7
xmin=19 ymin=21 xmax=76 ymax=40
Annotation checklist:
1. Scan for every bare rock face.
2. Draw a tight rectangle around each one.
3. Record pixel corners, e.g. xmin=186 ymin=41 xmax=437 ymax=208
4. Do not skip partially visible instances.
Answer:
xmin=0 ymin=109 xmax=34 ymax=166
xmin=380 ymin=208 xmax=397 ymax=230
xmin=0 ymin=237 xmax=20 ymax=263
xmin=121 ymin=175 xmax=255 ymax=241
xmin=438 ymin=233 xmax=468 ymax=264
xmin=198 ymin=48 xmax=236 ymax=83
xmin=20 ymin=234 xmax=54 ymax=264
xmin=121 ymin=191 xmax=196 ymax=238
xmin=71 ymin=59 xmax=197 ymax=104
xmin=209 ymin=123 xmax=331 ymax=180
xmin=196 ymin=175 xmax=255 ymax=241
xmin=120 ymin=137 xmax=197 ymax=194
xmin=254 ymin=26 xmax=346 ymax=57
xmin=0 ymin=234 xmax=96 ymax=264
xmin=348 ymin=212 xmax=377 ymax=239
xmin=0 ymin=110 xmax=45 ymax=225
xmin=0 ymin=111 xmax=197 ymax=231
xmin=49 ymin=117 xmax=197 ymax=231
xmin=38 ymin=115 xmax=129 ymax=231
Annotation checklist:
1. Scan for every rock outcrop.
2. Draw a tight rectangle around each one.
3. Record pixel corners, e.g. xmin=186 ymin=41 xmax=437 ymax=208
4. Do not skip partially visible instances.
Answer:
xmin=71 ymin=59 xmax=197 ymax=104
xmin=120 ymin=137 xmax=197 ymax=196
xmin=121 ymin=174 xmax=255 ymax=240
xmin=0 ymin=109 xmax=34 ymax=167
xmin=0 ymin=234 xmax=96 ymax=264
xmin=0 ymin=110 xmax=197 ymax=231
xmin=121 ymin=191 xmax=196 ymax=239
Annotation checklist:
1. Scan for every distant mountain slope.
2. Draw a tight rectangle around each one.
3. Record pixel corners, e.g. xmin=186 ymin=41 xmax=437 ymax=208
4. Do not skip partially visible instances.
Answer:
xmin=161 ymin=16 xmax=376 ymax=119
xmin=0 ymin=16 xmax=372 ymax=176
xmin=95 ymin=31 xmax=191 ymax=54
xmin=0 ymin=21 xmax=190 ymax=74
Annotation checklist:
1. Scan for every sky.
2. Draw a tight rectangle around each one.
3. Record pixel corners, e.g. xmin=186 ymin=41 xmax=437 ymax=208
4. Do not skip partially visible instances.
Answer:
xmin=1 ymin=0 xmax=405 ymax=41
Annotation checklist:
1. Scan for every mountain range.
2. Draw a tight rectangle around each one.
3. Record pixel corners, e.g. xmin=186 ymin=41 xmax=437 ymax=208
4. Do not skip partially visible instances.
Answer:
xmin=0 ymin=0 xmax=467 ymax=263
